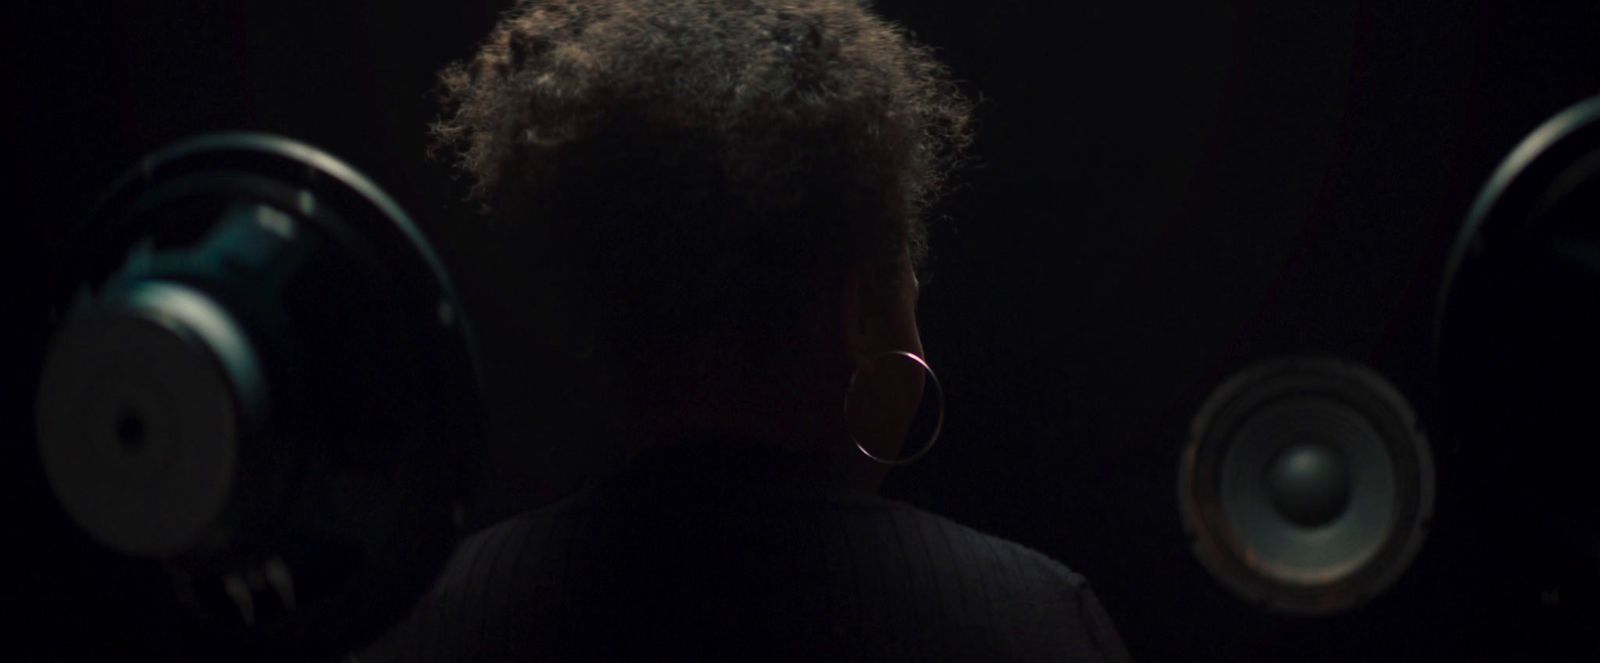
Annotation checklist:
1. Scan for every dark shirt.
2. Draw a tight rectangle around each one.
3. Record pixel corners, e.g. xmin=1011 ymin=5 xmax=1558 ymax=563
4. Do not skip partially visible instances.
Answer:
xmin=357 ymin=441 xmax=1130 ymax=661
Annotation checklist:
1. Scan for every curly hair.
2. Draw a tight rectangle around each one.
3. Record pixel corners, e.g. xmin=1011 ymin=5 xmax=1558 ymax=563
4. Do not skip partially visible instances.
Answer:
xmin=433 ymin=0 xmax=973 ymax=394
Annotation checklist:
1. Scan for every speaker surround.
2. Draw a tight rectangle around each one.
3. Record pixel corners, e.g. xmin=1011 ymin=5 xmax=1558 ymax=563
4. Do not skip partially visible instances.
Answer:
xmin=1179 ymin=357 xmax=1433 ymax=614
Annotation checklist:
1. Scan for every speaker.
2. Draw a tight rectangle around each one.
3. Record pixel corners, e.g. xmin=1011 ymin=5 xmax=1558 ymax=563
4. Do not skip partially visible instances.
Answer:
xmin=1436 ymin=95 xmax=1600 ymax=621
xmin=1178 ymin=357 xmax=1433 ymax=614
xmin=33 ymin=134 xmax=485 ymax=660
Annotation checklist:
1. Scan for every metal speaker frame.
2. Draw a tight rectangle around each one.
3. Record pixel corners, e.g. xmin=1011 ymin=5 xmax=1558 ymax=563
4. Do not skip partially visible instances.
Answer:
xmin=1179 ymin=357 xmax=1434 ymax=615
xmin=34 ymin=133 xmax=485 ymax=660
xmin=1437 ymin=94 xmax=1600 ymax=332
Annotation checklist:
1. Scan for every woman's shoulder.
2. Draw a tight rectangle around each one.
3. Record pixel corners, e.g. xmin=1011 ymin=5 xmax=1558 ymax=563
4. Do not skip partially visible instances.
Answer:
xmin=872 ymin=497 xmax=1090 ymax=584
xmin=831 ymin=497 xmax=1131 ymax=661
xmin=363 ymin=491 xmax=1129 ymax=662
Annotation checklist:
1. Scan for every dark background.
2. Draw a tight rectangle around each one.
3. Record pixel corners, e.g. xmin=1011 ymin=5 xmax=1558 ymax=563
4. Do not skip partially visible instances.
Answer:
xmin=8 ymin=0 xmax=1600 ymax=660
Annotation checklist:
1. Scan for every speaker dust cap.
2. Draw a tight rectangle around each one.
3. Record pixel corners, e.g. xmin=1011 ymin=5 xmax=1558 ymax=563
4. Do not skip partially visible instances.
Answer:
xmin=1179 ymin=357 xmax=1434 ymax=614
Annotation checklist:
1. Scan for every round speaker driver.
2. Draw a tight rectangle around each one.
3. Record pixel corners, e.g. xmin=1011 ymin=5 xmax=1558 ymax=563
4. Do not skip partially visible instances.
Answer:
xmin=1178 ymin=357 xmax=1434 ymax=614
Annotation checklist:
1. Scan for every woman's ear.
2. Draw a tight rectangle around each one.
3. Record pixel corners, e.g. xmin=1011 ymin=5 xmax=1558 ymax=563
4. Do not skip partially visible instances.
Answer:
xmin=837 ymin=256 xmax=924 ymax=367
xmin=837 ymin=262 xmax=877 ymax=367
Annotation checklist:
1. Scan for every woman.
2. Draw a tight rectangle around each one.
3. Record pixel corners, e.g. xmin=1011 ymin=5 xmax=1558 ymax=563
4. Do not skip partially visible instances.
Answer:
xmin=362 ymin=0 xmax=1129 ymax=660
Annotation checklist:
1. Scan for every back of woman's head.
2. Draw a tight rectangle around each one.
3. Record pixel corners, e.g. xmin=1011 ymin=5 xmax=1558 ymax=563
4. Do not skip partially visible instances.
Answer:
xmin=434 ymin=0 xmax=972 ymax=405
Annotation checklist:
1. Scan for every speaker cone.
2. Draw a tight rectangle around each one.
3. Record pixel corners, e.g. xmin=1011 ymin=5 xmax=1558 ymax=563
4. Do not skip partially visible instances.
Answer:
xmin=1179 ymin=357 xmax=1434 ymax=614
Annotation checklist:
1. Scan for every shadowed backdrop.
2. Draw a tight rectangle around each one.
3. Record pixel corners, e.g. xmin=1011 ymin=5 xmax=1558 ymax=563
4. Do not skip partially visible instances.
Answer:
xmin=9 ymin=1 xmax=1600 ymax=660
